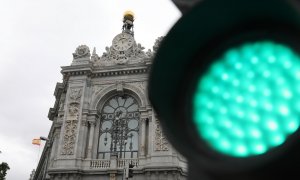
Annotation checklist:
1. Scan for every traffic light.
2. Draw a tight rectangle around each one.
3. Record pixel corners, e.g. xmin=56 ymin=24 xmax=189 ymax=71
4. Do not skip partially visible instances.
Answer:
xmin=128 ymin=163 xmax=134 ymax=178
xmin=149 ymin=0 xmax=300 ymax=179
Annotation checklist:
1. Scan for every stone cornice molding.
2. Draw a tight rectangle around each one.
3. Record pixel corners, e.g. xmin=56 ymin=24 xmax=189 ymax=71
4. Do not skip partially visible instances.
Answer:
xmin=61 ymin=65 xmax=93 ymax=77
xmin=91 ymin=68 xmax=148 ymax=78
xmin=61 ymin=64 xmax=149 ymax=79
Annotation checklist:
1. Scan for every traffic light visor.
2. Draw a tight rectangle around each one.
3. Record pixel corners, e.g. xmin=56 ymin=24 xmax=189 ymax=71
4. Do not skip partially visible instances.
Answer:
xmin=193 ymin=40 xmax=300 ymax=157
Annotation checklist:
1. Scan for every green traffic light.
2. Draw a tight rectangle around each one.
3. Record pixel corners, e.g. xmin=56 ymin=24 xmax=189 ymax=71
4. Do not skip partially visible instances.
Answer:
xmin=193 ymin=41 xmax=300 ymax=157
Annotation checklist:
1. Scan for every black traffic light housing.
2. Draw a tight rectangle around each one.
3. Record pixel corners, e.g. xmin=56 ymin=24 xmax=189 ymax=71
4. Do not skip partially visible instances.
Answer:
xmin=149 ymin=0 xmax=300 ymax=179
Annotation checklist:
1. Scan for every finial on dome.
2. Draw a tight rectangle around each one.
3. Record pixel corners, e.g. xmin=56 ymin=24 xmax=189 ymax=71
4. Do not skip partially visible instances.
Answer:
xmin=122 ymin=10 xmax=134 ymax=36
xmin=123 ymin=10 xmax=135 ymax=22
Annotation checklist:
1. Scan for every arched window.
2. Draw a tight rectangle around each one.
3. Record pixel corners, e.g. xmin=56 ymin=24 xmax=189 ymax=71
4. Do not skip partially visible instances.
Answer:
xmin=98 ymin=94 xmax=139 ymax=159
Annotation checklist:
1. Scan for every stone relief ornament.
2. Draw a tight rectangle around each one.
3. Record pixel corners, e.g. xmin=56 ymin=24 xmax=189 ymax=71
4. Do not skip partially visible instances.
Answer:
xmin=61 ymin=120 xmax=78 ymax=155
xmin=154 ymin=119 xmax=169 ymax=151
xmin=92 ymin=85 xmax=104 ymax=95
xmin=91 ymin=47 xmax=100 ymax=62
xmin=128 ymin=81 xmax=146 ymax=92
xmin=92 ymin=85 xmax=111 ymax=97
xmin=93 ymin=33 xmax=150 ymax=66
xmin=73 ymin=45 xmax=91 ymax=59
xmin=69 ymin=88 xmax=82 ymax=103
xmin=68 ymin=102 xmax=79 ymax=116
xmin=61 ymin=88 xmax=82 ymax=155
xmin=134 ymin=43 xmax=147 ymax=59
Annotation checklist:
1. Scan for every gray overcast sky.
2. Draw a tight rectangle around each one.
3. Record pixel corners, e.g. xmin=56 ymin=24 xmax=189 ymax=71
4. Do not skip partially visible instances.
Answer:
xmin=0 ymin=0 xmax=180 ymax=179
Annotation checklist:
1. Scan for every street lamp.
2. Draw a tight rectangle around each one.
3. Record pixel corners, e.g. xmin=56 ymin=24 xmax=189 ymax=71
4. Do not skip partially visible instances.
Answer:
xmin=40 ymin=136 xmax=49 ymax=141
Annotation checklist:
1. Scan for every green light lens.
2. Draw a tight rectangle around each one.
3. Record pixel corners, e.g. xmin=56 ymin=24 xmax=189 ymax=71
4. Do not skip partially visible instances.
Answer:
xmin=193 ymin=41 xmax=300 ymax=157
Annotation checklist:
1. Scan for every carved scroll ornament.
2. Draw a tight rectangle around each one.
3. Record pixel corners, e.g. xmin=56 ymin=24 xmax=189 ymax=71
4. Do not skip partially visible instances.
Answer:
xmin=154 ymin=119 xmax=169 ymax=151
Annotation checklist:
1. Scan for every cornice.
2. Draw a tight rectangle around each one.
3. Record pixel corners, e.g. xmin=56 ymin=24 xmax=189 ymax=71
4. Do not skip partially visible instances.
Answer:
xmin=61 ymin=63 xmax=150 ymax=78
xmin=91 ymin=67 xmax=149 ymax=78
xmin=61 ymin=65 xmax=93 ymax=76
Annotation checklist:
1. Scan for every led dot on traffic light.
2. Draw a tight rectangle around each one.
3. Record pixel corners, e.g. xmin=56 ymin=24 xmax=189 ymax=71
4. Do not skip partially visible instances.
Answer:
xmin=193 ymin=41 xmax=300 ymax=157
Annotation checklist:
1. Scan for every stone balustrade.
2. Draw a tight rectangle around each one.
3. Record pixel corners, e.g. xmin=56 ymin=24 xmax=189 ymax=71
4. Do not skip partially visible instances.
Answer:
xmin=90 ymin=159 xmax=111 ymax=168
xmin=117 ymin=158 xmax=139 ymax=168
xmin=89 ymin=158 xmax=139 ymax=168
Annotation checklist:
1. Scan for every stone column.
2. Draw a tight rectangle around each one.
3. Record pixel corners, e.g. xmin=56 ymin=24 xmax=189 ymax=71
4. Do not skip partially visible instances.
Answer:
xmin=87 ymin=118 xmax=96 ymax=159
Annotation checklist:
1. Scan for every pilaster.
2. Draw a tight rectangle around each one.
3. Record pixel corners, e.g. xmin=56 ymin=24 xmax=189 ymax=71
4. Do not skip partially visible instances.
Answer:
xmin=55 ymin=74 xmax=89 ymax=171
xmin=87 ymin=114 xmax=97 ymax=159
xmin=139 ymin=108 xmax=148 ymax=157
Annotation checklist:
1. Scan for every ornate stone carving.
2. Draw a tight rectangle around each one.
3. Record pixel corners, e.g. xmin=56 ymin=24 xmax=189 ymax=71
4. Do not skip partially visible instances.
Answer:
xmin=73 ymin=45 xmax=91 ymax=59
xmin=93 ymin=35 xmax=150 ymax=66
xmin=134 ymin=43 xmax=148 ymax=59
xmin=154 ymin=119 xmax=169 ymax=151
xmin=67 ymin=88 xmax=81 ymax=118
xmin=91 ymin=47 xmax=100 ymax=62
xmin=92 ymin=85 xmax=111 ymax=97
xmin=61 ymin=88 xmax=82 ymax=155
xmin=61 ymin=120 xmax=78 ymax=155
xmin=128 ymin=81 xmax=146 ymax=92
xmin=92 ymin=85 xmax=104 ymax=95
xmin=101 ymin=46 xmax=133 ymax=65
xmin=69 ymin=88 xmax=82 ymax=102
xmin=68 ymin=102 xmax=79 ymax=116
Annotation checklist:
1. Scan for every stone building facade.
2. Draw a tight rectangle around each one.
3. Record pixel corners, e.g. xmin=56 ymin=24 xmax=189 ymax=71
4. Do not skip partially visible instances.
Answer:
xmin=33 ymin=14 xmax=187 ymax=180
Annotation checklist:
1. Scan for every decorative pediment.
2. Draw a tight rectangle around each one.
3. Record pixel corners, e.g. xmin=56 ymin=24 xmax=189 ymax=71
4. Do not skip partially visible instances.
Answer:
xmin=92 ymin=40 xmax=150 ymax=67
